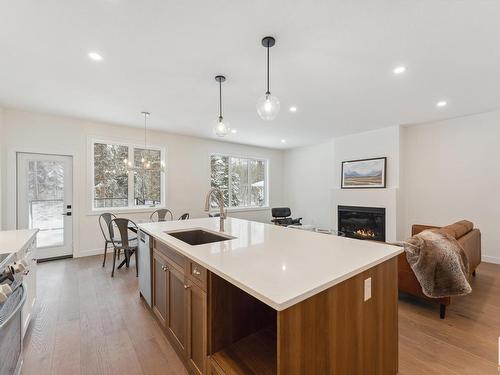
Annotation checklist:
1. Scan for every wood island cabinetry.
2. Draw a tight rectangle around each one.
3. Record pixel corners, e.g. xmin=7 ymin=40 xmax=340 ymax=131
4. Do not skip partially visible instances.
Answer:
xmin=152 ymin=240 xmax=207 ymax=374
xmin=148 ymin=234 xmax=399 ymax=375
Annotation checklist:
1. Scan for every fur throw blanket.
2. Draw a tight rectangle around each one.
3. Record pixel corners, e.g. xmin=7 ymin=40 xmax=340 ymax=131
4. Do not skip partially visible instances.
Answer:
xmin=403 ymin=230 xmax=471 ymax=298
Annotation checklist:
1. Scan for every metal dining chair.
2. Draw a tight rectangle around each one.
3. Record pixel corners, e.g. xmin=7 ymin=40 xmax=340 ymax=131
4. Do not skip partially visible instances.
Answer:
xmin=109 ymin=218 xmax=139 ymax=277
xmin=99 ymin=212 xmax=117 ymax=267
xmin=150 ymin=208 xmax=174 ymax=222
xmin=99 ymin=212 xmax=137 ymax=268
xmin=178 ymin=213 xmax=190 ymax=220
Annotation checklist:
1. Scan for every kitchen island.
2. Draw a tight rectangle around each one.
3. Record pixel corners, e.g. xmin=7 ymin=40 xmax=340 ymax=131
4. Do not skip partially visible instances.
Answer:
xmin=138 ymin=217 xmax=402 ymax=375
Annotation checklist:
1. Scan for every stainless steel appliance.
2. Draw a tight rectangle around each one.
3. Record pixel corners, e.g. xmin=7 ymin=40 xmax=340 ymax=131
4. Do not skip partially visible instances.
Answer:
xmin=138 ymin=230 xmax=151 ymax=307
xmin=0 ymin=253 xmax=27 ymax=375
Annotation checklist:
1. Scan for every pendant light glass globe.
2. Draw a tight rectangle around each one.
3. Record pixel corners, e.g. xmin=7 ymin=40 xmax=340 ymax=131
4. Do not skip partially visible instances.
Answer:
xmin=214 ymin=117 xmax=229 ymax=137
xmin=257 ymin=36 xmax=279 ymax=121
xmin=256 ymin=93 xmax=280 ymax=121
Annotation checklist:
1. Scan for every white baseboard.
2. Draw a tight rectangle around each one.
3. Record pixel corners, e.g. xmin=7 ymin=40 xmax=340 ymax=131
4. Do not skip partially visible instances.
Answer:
xmin=75 ymin=248 xmax=108 ymax=258
xmin=482 ymin=255 xmax=500 ymax=265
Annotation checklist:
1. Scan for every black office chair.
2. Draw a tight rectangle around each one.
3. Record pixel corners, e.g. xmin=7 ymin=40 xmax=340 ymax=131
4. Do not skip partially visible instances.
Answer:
xmin=271 ymin=207 xmax=302 ymax=226
xmin=109 ymin=218 xmax=139 ymax=277
xmin=178 ymin=213 xmax=190 ymax=220
xmin=150 ymin=208 xmax=174 ymax=222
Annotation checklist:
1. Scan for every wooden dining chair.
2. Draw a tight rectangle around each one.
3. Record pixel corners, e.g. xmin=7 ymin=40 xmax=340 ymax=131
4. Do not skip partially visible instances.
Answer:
xmin=150 ymin=208 xmax=174 ymax=222
xmin=178 ymin=213 xmax=190 ymax=220
xmin=109 ymin=218 xmax=139 ymax=277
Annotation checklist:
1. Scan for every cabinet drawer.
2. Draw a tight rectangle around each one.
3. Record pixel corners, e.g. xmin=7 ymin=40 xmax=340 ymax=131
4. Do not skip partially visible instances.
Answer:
xmin=154 ymin=239 xmax=187 ymax=272
xmin=188 ymin=260 xmax=207 ymax=290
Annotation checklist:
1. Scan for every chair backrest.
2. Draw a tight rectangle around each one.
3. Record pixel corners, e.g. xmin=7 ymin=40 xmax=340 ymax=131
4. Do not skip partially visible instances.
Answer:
xmin=150 ymin=208 xmax=173 ymax=222
xmin=99 ymin=212 xmax=117 ymax=241
xmin=271 ymin=207 xmax=291 ymax=218
xmin=178 ymin=213 xmax=190 ymax=220
xmin=109 ymin=218 xmax=137 ymax=249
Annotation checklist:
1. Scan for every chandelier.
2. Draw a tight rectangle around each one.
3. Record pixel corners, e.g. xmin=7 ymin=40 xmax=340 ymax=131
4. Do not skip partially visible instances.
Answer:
xmin=124 ymin=112 xmax=165 ymax=173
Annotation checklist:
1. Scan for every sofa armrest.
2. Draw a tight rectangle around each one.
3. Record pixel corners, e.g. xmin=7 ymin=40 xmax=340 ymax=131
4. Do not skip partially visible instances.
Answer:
xmin=412 ymin=224 xmax=440 ymax=236
xmin=458 ymin=228 xmax=481 ymax=273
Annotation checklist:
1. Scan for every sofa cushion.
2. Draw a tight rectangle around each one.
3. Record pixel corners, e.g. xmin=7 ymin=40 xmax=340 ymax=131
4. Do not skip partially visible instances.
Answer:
xmin=441 ymin=220 xmax=474 ymax=239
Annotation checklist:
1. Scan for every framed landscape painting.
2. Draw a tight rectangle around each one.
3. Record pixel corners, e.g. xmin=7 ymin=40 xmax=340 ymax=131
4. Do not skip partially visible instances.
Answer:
xmin=341 ymin=157 xmax=387 ymax=189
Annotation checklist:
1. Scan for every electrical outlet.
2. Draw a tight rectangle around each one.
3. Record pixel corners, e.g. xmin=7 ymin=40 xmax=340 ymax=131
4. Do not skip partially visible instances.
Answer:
xmin=364 ymin=277 xmax=372 ymax=301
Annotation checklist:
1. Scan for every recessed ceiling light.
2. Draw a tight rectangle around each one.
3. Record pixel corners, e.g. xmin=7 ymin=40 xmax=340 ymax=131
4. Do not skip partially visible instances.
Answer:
xmin=436 ymin=100 xmax=447 ymax=108
xmin=289 ymin=106 xmax=297 ymax=112
xmin=281 ymin=139 xmax=286 ymax=144
xmin=230 ymin=129 xmax=237 ymax=134
xmin=88 ymin=52 xmax=103 ymax=61
xmin=393 ymin=66 xmax=406 ymax=75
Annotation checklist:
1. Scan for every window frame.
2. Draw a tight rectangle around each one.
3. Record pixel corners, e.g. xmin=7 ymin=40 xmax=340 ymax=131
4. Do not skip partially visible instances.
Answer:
xmin=89 ymin=137 xmax=166 ymax=213
xmin=209 ymin=153 xmax=269 ymax=211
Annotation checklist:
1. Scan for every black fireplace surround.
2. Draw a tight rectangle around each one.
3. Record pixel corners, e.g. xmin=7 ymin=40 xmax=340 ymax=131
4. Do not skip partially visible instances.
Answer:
xmin=338 ymin=205 xmax=386 ymax=242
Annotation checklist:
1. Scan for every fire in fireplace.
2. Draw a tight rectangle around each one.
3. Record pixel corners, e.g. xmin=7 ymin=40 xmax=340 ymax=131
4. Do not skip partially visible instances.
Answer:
xmin=338 ymin=205 xmax=386 ymax=242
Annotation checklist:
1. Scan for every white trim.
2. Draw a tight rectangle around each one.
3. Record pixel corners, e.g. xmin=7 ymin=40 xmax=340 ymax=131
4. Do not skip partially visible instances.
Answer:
xmin=75 ymin=247 xmax=107 ymax=258
xmin=5 ymin=147 xmax=77 ymax=255
xmin=209 ymin=152 xmax=269 ymax=209
xmin=209 ymin=206 xmax=270 ymax=214
xmin=86 ymin=206 xmax=165 ymax=216
xmin=482 ymin=255 xmax=500 ymax=265
xmin=227 ymin=206 xmax=270 ymax=212
xmin=17 ymin=152 xmax=74 ymax=258
xmin=88 ymin=136 xmax=166 ymax=213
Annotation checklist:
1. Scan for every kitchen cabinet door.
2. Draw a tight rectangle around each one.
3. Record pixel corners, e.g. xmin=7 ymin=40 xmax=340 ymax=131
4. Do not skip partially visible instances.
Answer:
xmin=152 ymin=250 xmax=168 ymax=327
xmin=167 ymin=264 xmax=188 ymax=355
xmin=187 ymin=280 xmax=207 ymax=375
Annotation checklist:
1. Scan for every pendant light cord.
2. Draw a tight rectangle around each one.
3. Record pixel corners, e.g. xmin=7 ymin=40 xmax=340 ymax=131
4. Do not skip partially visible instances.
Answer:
xmin=219 ymin=79 xmax=223 ymax=119
xmin=266 ymin=45 xmax=270 ymax=95
xmin=144 ymin=113 xmax=147 ymax=150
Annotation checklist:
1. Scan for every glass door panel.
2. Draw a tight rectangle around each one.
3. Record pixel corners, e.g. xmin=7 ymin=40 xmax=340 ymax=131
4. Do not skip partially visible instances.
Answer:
xmin=17 ymin=153 xmax=73 ymax=259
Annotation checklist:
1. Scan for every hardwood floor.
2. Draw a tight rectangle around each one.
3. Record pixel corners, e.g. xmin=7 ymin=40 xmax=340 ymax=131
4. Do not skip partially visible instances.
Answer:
xmin=22 ymin=255 xmax=188 ymax=375
xmin=22 ymin=256 xmax=500 ymax=375
xmin=399 ymin=261 xmax=500 ymax=374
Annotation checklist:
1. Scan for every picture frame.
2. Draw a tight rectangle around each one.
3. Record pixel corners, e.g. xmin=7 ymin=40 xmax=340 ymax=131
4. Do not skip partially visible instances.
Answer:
xmin=341 ymin=157 xmax=387 ymax=189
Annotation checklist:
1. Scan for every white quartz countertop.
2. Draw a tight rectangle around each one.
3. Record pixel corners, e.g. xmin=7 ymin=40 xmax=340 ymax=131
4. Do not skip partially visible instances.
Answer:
xmin=0 ymin=229 xmax=38 ymax=255
xmin=139 ymin=218 xmax=403 ymax=311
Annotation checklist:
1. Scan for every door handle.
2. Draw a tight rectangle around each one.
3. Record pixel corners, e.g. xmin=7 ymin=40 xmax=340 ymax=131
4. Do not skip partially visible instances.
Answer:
xmin=61 ymin=212 xmax=72 ymax=216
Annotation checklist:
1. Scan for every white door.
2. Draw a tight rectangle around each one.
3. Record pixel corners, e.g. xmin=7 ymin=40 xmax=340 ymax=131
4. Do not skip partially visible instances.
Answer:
xmin=17 ymin=153 xmax=73 ymax=259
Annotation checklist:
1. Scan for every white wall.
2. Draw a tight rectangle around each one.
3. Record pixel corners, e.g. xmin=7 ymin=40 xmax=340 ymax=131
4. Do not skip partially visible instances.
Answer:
xmin=0 ymin=108 xmax=284 ymax=257
xmin=283 ymin=126 xmax=401 ymax=241
xmin=283 ymin=140 xmax=335 ymax=228
xmin=332 ymin=126 xmax=401 ymax=242
xmin=0 ymin=108 xmax=3 ymax=230
xmin=401 ymin=111 xmax=500 ymax=264
xmin=332 ymin=126 xmax=400 ymax=188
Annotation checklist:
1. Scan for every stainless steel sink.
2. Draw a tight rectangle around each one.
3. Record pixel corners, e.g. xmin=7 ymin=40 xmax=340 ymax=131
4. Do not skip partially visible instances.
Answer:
xmin=165 ymin=229 xmax=234 ymax=246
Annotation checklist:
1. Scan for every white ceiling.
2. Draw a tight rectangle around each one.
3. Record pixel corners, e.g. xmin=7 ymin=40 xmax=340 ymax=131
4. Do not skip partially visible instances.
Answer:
xmin=1 ymin=1 xmax=500 ymax=149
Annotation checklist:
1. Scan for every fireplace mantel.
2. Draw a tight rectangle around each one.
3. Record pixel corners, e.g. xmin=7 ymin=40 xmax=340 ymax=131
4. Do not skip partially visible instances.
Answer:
xmin=330 ymin=187 xmax=400 ymax=242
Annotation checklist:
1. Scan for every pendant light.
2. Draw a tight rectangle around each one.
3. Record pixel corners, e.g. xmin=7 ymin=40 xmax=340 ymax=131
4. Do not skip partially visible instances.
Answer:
xmin=256 ymin=36 xmax=280 ymax=121
xmin=214 ymin=75 xmax=229 ymax=137
xmin=125 ymin=112 xmax=165 ymax=172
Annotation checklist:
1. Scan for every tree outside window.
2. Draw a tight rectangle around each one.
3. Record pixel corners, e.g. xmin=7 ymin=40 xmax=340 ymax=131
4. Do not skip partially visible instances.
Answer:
xmin=210 ymin=154 xmax=267 ymax=208
xmin=93 ymin=141 xmax=164 ymax=209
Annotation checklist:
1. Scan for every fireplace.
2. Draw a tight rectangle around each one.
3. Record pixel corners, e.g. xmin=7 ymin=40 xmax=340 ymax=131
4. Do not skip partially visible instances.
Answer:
xmin=338 ymin=205 xmax=386 ymax=242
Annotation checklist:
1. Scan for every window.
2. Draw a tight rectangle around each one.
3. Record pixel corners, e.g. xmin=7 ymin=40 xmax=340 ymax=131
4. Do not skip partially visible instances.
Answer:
xmin=92 ymin=141 xmax=164 ymax=210
xmin=210 ymin=154 xmax=267 ymax=209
